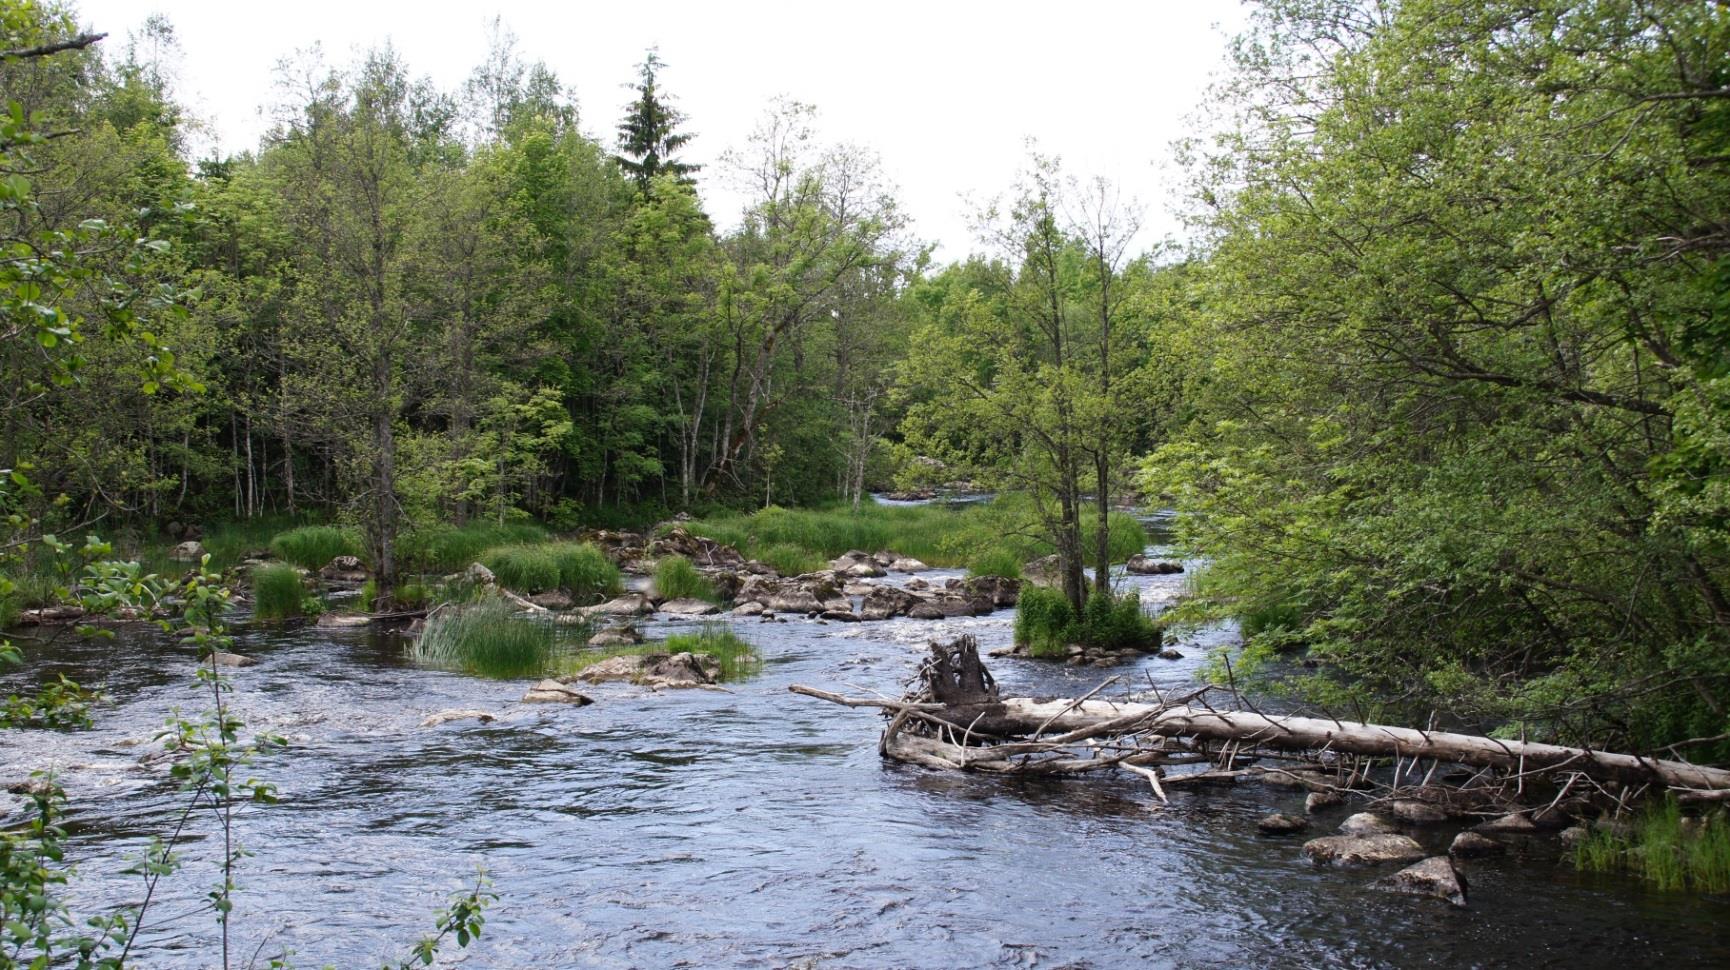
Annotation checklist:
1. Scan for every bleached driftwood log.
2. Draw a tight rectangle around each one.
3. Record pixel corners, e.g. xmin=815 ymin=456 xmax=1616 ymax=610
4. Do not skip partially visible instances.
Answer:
xmin=790 ymin=636 xmax=1730 ymax=799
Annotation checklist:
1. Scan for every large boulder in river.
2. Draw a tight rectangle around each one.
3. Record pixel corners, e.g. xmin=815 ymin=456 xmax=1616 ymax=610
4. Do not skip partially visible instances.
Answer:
xmin=1125 ymin=554 xmax=1184 ymax=575
xmin=319 ymin=555 xmax=368 ymax=583
xmin=889 ymin=557 xmax=929 ymax=573
xmin=738 ymin=574 xmax=847 ymax=614
xmin=646 ymin=526 xmax=744 ymax=567
xmin=660 ymin=597 xmax=721 ymax=616
xmin=830 ymin=551 xmax=886 ymax=577
xmin=1391 ymin=800 xmax=1447 ymax=824
xmin=1339 ymin=812 xmax=1399 ymax=836
xmin=1022 ymin=554 xmax=1061 ymax=587
xmin=1374 ymin=856 xmax=1468 ymax=907
xmin=860 ymin=585 xmax=920 ymax=620
xmin=588 ymin=625 xmax=644 ymax=647
xmin=521 ymin=680 xmax=594 ymax=705
xmin=1303 ymin=834 xmax=1427 ymax=868
xmin=586 ymin=594 xmax=653 ymax=617
xmin=576 ymin=651 xmax=719 ymax=688
xmin=169 ymin=540 xmax=206 ymax=563
xmin=963 ymin=575 xmax=1021 ymax=608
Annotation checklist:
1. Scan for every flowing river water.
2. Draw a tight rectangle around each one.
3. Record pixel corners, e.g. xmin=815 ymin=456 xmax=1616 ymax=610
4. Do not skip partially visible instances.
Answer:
xmin=4 ymin=516 xmax=1730 ymax=968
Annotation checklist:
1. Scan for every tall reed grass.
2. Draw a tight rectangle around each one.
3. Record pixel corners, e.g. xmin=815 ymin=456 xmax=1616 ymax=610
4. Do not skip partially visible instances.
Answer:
xmin=653 ymin=556 xmax=716 ymax=602
xmin=411 ymin=598 xmax=558 ymax=678
xmin=270 ymin=526 xmax=362 ymax=570
xmin=250 ymin=564 xmax=306 ymax=621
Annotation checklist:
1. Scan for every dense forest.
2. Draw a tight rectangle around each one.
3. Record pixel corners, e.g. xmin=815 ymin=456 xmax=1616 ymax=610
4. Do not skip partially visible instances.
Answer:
xmin=4 ymin=0 xmax=1728 ymax=765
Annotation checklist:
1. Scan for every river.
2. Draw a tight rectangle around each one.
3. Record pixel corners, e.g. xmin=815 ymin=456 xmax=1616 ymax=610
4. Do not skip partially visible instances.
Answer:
xmin=4 ymin=521 xmax=1728 ymax=968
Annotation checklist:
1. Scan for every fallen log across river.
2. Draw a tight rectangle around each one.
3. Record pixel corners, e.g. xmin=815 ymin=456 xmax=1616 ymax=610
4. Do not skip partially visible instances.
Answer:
xmin=790 ymin=637 xmax=1730 ymax=809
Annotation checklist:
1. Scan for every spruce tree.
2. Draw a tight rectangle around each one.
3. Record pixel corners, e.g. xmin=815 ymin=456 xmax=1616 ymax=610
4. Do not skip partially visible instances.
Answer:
xmin=614 ymin=51 xmax=698 ymax=191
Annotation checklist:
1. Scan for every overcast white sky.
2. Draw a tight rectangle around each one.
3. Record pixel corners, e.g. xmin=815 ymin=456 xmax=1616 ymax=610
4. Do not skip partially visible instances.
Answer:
xmin=75 ymin=0 xmax=1249 ymax=261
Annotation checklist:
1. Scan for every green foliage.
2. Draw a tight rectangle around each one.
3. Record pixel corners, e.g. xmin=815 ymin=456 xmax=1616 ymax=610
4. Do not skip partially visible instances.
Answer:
xmin=399 ymin=522 xmax=548 ymax=573
xmin=547 ymin=542 xmax=621 ymax=603
xmin=478 ymin=544 xmax=561 ymax=594
xmin=756 ymin=543 xmax=826 ymax=577
xmin=1014 ymin=585 xmax=1159 ymax=658
xmin=269 ymin=526 xmax=362 ymax=571
xmin=1574 ymin=801 xmax=1730 ymax=894
xmin=966 ymin=546 xmax=1023 ymax=580
xmin=653 ymin=555 xmax=715 ymax=602
xmin=250 ymin=564 xmax=305 ymax=621
xmin=681 ymin=498 xmax=1146 ymax=577
xmin=412 ymin=598 xmax=558 ymax=678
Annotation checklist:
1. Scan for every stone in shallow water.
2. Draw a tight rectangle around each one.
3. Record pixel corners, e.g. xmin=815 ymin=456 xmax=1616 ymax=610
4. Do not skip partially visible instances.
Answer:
xmin=521 ymin=680 xmax=593 ymax=705
xmin=1448 ymin=831 xmax=1505 ymax=859
xmin=588 ymin=626 xmax=643 ymax=647
xmin=1258 ymin=813 xmax=1310 ymax=835
xmin=731 ymin=601 xmax=766 ymax=617
xmin=420 ymin=709 xmax=496 ymax=727
xmin=1303 ymin=834 xmax=1426 ymax=868
xmin=1305 ymin=791 xmax=1344 ymax=813
xmin=1339 ymin=812 xmax=1398 ymax=835
xmin=210 ymin=651 xmax=257 ymax=667
xmin=1391 ymin=799 xmax=1447 ymax=824
xmin=660 ymin=597 xmax=720 ymax=616
xmin=587 ymin=594 xmax=653 ymax=617
xmin=1474 ymin=813 xmax=1538 ymax=834
xmin=1374 ymin=855 xmax=1468 ymax=907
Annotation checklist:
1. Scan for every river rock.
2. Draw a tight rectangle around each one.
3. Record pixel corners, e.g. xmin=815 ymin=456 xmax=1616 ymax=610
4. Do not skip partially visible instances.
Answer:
xmin=577 ymin=651 xmax=719 ymax=689
xmin=660 ymin=597 xmax=721 ymax=616
xmin=821 ymin=608 xmax=861 ymax=622
xmin=731 ymin=601 xmax=766 ymax=617
xmin=521 ymin=680 xmax=594 ymax=705
xmin=529 ymin=590 xmax=574 ymax=610
xmin=1474 ymin=813 xmax=1538 ymax=835
xmin=587 ymin=594 xmax=653 ymax=617
xmin=316 ymin=613 xmax=373 ymax=629
xmin=1391 ymin=800 xmax=1447 ymax=824
xmin=905 ymin=577 xmax=929 ymax=591
xmin=830 ymin=551 xmax=886 ymax=577
xmin=889 ymin=557 xmax=929 ymax=573
xmin=420 ymin=709 xmax=496 ymax=727
xmin=1339 ymin=812 xmax=1399 ymax=835
xmin=1374 ymin=856 xmax=1468 ymax=907
xmin=1022 ymin=554 xmax=1061 ymax=587
xmin=1303 ymin=834 xmax=1427 ymax=868
xmin=907 ymin=601 xmax=946 ymax=620
xmin=963 ymin=575 xmax=1021 ymax=608
xmin=1158 ymin=649 xmax=1184 ymax=660
xmin=169 ymin=540 xmax=207 ymax=562
xmin=1559 ymin=825 xmax=1590 ymax=850
xmin=319 ymin=555 xmax=368 ymax=583
xmin=464 ymin=562 xmax=496 ymax=586
xmin=1125 ymin=554 xmax=1184 ymax=575
xmin=210 ymin=651 xmax=256 ymax=667
xmin=842 ymin=582 xmax=876 ymax=596
xmin=860 ymin=586 xmax=920 ymax=620
xmin=646 ymin=527 xmax=744 ymax=568
xmin=1258 ymin=813 xmax=1310 ymax=835
xmin=1305 ymin=791 xmax=1345 ymax=813
xmin=1448 ymin=831 xmax=1505 ymax=859
xmin=588 ymin=626 xmax=644 ymax=647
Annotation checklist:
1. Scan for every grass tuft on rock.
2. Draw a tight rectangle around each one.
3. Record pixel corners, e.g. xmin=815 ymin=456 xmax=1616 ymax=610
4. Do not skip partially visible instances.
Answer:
xmin=559 ymin=624 xmax=759 ymax=682
xmin=549 ymin=542 xmax=621 ymax=603
xmin=412 ymin=598 xmax=556 ymax=678
xmin=270 ymin=526 xmax=362 ymax=571
xmin=1014 ymin=585 xmax=1159 ymax=658
xmin=251 ymin=564 xmax=306 ymax=621
xmin=1574 ymin=799 xmax=1730 ymax=893
xmin=653 ymin=555 xmax=715 ymax=602
xmin=399 ymin=522 xmax=548 ymax=572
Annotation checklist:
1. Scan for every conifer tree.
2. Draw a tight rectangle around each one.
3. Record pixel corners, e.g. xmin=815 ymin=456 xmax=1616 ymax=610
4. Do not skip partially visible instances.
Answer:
xmin=614 ymin=50 xmax=698 ymax=191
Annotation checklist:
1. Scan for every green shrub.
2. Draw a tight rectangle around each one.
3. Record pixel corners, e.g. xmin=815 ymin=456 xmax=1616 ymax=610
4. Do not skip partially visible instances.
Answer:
xmin=548 ymin=542 xmax=621 ymax=603
xmin=967 ymin=546 xmax=1022 ymax=579
xmin=1014 ymin=585 xmax=1159 ymax=657
xmin=251 ymin=564 xmax=306 ymax=621
xmin=653 ymin=556 xmax=715 ymax=602
xmin=756 ymin=543 xmax=826 ymax=577
xmin=1574 ymin=799 xmax=1730 ymax=893
xmin=400 ymin=522 xmax=548 ymax=572
xmin=270 ymin=526 xmax=362 ymax=570
xmin=479 ymin=544 xmax=562 ymax=593
xmin=412 ymin=598 xmax=556 ymax=678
